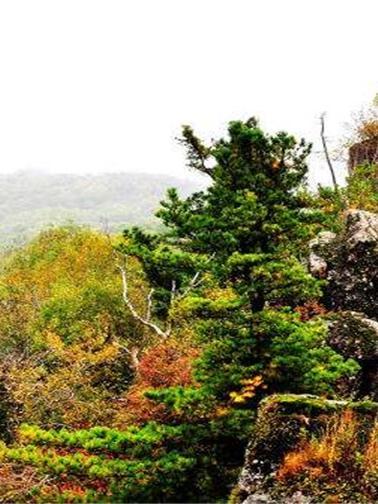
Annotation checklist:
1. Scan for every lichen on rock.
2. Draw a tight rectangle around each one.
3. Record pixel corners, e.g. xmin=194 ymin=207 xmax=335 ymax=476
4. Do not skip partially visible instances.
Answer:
xmin=327 ymin=311 xmax=378 ymax=399
xmin=308 ymin=231 xmax=336 ymax=278
xmin=309 ymin=210 xmax=378 ymax=318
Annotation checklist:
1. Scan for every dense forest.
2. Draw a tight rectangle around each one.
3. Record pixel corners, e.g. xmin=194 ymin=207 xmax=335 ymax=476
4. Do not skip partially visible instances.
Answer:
xmin=0 ymin=117 xmax=377 ymax=503
xmin=0 ymin=172 xmax=203 ymax=247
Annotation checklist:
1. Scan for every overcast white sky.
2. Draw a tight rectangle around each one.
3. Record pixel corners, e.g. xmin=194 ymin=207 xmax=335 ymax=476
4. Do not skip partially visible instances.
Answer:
xmin=0 ymin=0 xmax=377 ymax=186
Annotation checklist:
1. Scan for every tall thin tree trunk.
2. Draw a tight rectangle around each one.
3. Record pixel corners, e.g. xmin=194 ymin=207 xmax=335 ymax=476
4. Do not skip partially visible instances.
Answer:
xmin=320 ymin=114 xmax=338 ymax=191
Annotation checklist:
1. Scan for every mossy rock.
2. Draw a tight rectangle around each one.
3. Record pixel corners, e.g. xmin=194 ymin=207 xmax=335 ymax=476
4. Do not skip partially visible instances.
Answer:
xmin=235 ymin=394 xmax=378 ymax=503
xmin=244 ymin=395 xmax=376 ymax=470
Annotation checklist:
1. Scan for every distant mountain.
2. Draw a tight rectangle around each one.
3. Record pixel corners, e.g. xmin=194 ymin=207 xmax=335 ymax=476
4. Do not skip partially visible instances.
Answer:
xmin=0 ymin=172 xmax=205 ymax=247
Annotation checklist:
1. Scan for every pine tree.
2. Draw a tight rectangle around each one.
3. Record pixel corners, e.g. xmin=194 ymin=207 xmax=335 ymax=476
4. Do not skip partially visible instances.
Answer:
xmin=118 ymin=118 xmax=358 ymax=499
xmin=122 ymin=117 xmax=358 ymax=397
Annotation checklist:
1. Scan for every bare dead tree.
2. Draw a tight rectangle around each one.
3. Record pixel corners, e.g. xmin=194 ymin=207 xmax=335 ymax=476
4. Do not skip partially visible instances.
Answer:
xmin=320 ymin=113 xmax=338 ymax=191
xmin=117 ymin=256 xmax=207 ymax=341
xmin=118 ymin=261 xmax=169 ymax=339
xmin=115 ymin=251 xmax=213 ymax=373
xmin=115 ymin=342 xmax=141 ymax=372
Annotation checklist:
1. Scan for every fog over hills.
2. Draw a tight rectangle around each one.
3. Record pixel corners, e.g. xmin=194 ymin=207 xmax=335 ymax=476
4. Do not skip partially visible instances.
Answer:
xmin=0 ymin=171 xmax=205 ymax=247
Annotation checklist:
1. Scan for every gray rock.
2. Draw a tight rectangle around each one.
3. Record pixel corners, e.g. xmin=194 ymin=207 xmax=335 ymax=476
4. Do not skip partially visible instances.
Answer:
xmin=308 ymin=231 xmax=336 ymax=278
xmin=308 ymin=210 xmax=378 ymax=318
xmin=243 ymin=491 xmax=311 ymax=504
xmin=242 ymin=493 xmax=273 ymax=503
xmin=344 ymin=209 xmax=378 ymax=247
xmin=327 ymin=311 xmax=378 ymax=399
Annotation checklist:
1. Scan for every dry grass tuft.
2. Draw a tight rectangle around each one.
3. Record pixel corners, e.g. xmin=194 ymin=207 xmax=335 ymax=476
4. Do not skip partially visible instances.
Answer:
xmin=277 ymin=411 xmax=377 ymax=500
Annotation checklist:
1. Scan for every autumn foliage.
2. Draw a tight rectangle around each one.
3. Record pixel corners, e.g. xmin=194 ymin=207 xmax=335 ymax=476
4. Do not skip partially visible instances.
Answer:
xmin=278 ymin=411 xmax=378 ymax=501
xmin=0 ymin=116 xmax=376 ymax=502
xmin=116 ymin=341 xmax=199 ymax=424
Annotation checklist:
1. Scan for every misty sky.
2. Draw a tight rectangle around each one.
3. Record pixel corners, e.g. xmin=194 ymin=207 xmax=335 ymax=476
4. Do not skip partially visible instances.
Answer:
xmin=0 ymin=0 xmax=377 ymax=186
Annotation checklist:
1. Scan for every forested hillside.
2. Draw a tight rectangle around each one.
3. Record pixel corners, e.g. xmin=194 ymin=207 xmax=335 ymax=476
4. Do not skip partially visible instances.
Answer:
xmin=0 ymin=118 xmax=377 ymax=503
xmin=0 ymin=172 xmax=204 ymax=247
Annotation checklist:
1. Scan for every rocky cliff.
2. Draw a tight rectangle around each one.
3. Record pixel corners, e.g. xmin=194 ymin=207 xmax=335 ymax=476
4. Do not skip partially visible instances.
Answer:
xmin=234 ymin=209 xmax=378 ymax=503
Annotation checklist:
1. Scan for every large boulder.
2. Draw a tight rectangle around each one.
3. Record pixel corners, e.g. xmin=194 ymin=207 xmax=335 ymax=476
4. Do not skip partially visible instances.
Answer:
xmin=233 ymin=394 xmax=378 ymax=504
xmin=308 ymin=210 xmax=378 ymax=400
xmin=327 ymin=311 xmax=378 ymax=399
xmin=309 ymin=209 xmax=378 ymax=318
xmin=308 ymin=231 xmax=336 ymax=278
xmin=233 ymin=212 xmax=378 ymax=503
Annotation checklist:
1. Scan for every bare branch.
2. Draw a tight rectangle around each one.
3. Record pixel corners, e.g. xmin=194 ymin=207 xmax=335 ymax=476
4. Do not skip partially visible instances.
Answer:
xmin=171 ymin=280 xmax=177 ymax=303
xmin=117 ymin=252 xmax=215 ymax=341
xmin=118 ymin=262 xmax=169 ymax=339
xmin=180 ymin=271 xmax=202 ymax=298
xmin=116 ymin=343 xmax=140 ymax=371
xmin=146 ymin=288 xmax=154 ymax=321
xmin=171 ymin=253 xmax=215 ymax=300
